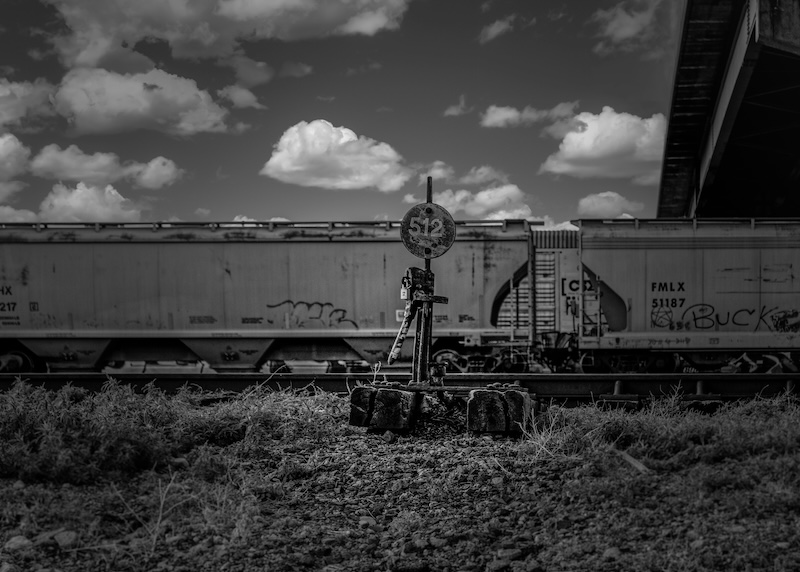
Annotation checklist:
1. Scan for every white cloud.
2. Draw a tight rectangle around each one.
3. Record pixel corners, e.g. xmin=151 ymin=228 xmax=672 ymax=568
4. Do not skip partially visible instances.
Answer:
xmin=38 ymin=182 xmax=141 ymax=222
xmin=478 ymin=15 xmax=516 ymax=44
xmin=433 ymin=184 xmax=529 ymax=219
xmin=443 ymin=94 xmax=472 ymax=117
xmin=53 ymin=68 xmax=230 ymax=135
xmin=418 ymin=160 xmax=455 ymax=185
xmin=268 ymin=216 xmax=291 ymax=222
xmin=402 ymin=193 xmax=417 ymax=204
xmin=222 ymin=53 xmax=274 ymax=87
xmin=129 ymin=157 xmax=184 ymax=189
xmin=591 ymin=0 xmax=675 ymax=57
xmin=0 ymin=134 xmax=31 ymax=181
xmin=260 ymin=119 xmax=413 ymax=192
xmin=232 ymin=214 xmax=255 ymax=222
xmin=539 ymin=106 xmax=665 ymax=184
xmin=0 ymin=182 xmax=27 ymax=204
xmin=195 ymin=208 xmax=211 ymax=217
xmin=0 ymin=79 xmax=55 ymax=130
xmin=577 ymin=191 xmax=645 ymax=218
xmin=0 ymin=205 xmax=37 ymax=223
xmin=217 ymin=85 xmax=266 ymax=109
xmin=45 ymin=0 xmax=412 ymax=67
xmin=30 ymin=144 xmax=183 ymax=189
xmin=481 ymin=101 xmax=578 ymax=128
xmin=345 ymin=61 xmax=382 ymax=76
xmin=459 ymin=165 xmax=509 ymax=186
xmin=279 ymin=62 xmax=313 ymax=78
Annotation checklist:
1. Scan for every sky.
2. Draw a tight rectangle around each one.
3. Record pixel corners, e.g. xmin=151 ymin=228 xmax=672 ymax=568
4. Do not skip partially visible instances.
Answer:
xmin=0 ymin=0 xmax=685 ymax=226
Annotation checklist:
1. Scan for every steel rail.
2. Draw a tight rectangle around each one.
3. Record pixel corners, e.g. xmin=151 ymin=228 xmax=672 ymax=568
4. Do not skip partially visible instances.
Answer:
xmin=1 ymin=372 xmax=797 ymax=402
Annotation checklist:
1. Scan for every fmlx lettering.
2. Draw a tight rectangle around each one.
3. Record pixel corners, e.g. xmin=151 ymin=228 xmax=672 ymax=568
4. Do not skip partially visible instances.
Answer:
xmin=651 ymin=281 xmax=685 ymax=292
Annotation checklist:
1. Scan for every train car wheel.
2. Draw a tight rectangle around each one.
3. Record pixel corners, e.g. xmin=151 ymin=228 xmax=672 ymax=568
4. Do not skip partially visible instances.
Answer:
xmin=432 ymin=349 xmax=468 ymax=373
xmin=0 ymin=350 xmax=35 ymax=373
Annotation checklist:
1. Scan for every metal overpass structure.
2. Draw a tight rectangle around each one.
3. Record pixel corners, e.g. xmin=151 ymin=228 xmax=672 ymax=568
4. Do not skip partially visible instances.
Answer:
xmin=658 ymin=0 xmax=800 ymax=218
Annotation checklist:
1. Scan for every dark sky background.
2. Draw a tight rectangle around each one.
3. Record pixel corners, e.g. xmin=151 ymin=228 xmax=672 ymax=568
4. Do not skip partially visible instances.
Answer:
xmin=0 ymin=0 xmax=684 ymax=225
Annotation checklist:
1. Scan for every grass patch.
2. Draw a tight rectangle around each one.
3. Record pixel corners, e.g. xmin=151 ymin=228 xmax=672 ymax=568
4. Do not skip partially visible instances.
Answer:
xmin=520 ymin=392 xmax=800 ymax=469
xmin=0 ymin=378 xmax=347 ymax=484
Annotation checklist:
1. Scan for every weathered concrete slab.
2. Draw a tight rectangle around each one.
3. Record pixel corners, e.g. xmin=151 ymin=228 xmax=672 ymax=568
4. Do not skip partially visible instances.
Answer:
xmin=349 ymin=386 xmax=377 ymax=427
xmin=370 ymin=389 xmax=422 ymax=431
xmin=467 ymin=390 xmax=507 ymax=433
xmin=467 ymin=389 xmax=533 ymax=434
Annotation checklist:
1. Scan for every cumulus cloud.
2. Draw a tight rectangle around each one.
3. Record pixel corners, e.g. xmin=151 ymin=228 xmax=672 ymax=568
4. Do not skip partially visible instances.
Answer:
xmin=418 ymin=160 xmax=455 ymax=185
xmin=53 ymin=68 xmax=230 ymax=135
xmin=459 ymin=165 xmax=509 ymax=186
xmin=591 ymin=0 xmax=678 ymax=58
xmin=478 ymin=15 xmax=516 ymax=44
xmin=0 ymin=79 xmax=56 ymax=130
xmin=129 ymin=157 xmax=184 ymax=189
xmin=38 ymin=182 xmax=141 ymax=222
xmin=415 ymin=163 xmax=509 ymax=188
xmin=217 ymin=85 xmax=266 ymax=109
xmin=0 ymin=205 xmax=37 ymax=223
xmin=481 ymin=101 xmax=578 ymax=128
xmin=44 ymin=0 xmax=412 ymax=67
xmin=195 ymin=208 xmax=211 ymax=217
xmin=279 ymin=62 xmax=313 ymax=78
xmin=221 ymin=53 xmax=274 ymax=87
xmin=539 ymin=106 xmax=665 ymax=184
xmin=260 ymin=119 xmax=413 ymax=192
xmin=345 ymin=61 xmax=382 ymax=76
xmin=577 ymin=191 xmax=645 ymax=218
xmin=0 ymin=134 xmax=31 ymax=182
xmin=443 ymin=94 xmax=472 ymax=117
xmin=433 ymin=184 xmax=530 ymax=219
xmin=30 ymin=144 xmax=183 ymax=189
xmin=0 ymin=182 xmax=27 ymax=204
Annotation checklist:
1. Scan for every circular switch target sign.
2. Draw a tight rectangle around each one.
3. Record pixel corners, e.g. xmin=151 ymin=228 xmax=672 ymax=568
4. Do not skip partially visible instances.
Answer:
xmin=400 ymin=203 xmax=456 ymax=259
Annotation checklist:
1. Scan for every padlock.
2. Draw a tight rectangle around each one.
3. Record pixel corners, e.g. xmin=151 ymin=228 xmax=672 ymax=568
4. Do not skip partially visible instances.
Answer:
xmin=400 ymin=287 xmax=408 ymax=300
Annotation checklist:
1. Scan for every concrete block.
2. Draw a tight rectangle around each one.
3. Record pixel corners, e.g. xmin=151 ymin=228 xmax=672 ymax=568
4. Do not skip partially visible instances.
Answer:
xmin=349 ymin=386 xmax=377 ymax=427
xmin=467 ymin=390 xmax=507 ymax=432
xmin=369 ymin=389 xmax=421 ymax=431
xmin=504 ymin=390 xmax=532 ymax=434
xmin=467 ymin=389 xmax=533 ymax=433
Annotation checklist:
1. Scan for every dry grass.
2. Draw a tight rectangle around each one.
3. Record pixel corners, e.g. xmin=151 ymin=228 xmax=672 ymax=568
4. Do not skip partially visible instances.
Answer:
xmin=3 ymin=379 xmax=800 ymax=570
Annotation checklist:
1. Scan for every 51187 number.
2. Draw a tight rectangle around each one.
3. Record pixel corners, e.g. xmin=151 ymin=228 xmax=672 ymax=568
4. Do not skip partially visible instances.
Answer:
xmin=652 ymin=298 xmax=685 ymax=308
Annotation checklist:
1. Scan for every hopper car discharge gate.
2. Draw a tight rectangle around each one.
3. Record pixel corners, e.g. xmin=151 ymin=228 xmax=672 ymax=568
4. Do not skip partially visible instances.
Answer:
xmin=349 ymin=178 xmax=535 ymax=434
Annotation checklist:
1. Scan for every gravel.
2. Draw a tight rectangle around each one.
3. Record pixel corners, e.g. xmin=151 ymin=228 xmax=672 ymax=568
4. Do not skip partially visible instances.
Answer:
xmin=2 ymin=397 xmax=800 ymax=572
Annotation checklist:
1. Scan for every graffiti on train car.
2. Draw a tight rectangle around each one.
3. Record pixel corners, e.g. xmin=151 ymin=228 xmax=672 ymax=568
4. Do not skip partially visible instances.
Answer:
xmin=265 ymin=299 xmax=358 ymax=329
xmin=651 ymin=303 xmax=800 ymax=333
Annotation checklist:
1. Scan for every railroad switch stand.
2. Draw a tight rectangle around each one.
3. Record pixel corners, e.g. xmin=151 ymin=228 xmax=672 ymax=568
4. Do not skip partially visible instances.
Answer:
xmin=390 ymin=177 xmax=457 ymax=385
xmin=387 ymin=266 xmax=448 ymax=384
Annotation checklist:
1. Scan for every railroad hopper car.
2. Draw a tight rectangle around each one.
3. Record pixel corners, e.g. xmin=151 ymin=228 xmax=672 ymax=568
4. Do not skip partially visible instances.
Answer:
xmin=577 ymin=219 xmax=800 ymax=373
xmin=0 ymin=220 xmax=562 ymax=374
xmin=0 ymin=218 xmax=796 ymax=374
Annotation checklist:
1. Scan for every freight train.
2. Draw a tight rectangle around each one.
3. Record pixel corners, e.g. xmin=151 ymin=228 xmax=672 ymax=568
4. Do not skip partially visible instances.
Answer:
xmin=0 ymin=218 xmax=797 ymax=374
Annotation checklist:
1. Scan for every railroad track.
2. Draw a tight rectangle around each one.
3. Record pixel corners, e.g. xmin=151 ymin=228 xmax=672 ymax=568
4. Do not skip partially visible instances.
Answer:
xmin=1 ymin=372 xmax=798 ymax=404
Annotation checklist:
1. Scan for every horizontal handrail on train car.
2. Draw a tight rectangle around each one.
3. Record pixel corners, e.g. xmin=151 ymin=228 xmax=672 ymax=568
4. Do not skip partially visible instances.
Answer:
xmin=0 ymin=219 xmax=545 ymax=231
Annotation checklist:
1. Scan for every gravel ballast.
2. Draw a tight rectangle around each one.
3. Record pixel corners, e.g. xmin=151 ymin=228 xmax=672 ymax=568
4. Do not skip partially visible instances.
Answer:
xmin=1 ymin=385 xmax=799 ymax=572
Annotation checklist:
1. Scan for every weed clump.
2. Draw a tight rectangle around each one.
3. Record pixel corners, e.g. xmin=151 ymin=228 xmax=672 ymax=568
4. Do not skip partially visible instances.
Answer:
xmin=0 ymin=378 xmax=349 ymax=485
xmin=519 ymin=393 xmax=800 ymax=470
